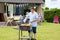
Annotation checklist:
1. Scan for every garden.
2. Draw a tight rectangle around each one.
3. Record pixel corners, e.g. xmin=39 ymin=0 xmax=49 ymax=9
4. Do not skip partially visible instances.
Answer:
xmin=0 ymin=8 xmax=60 ymax=40
xmin=0 ymin=22 xmax=60 ymax=40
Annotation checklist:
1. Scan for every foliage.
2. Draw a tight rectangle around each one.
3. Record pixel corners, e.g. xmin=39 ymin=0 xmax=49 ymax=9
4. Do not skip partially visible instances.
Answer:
xmin=44 ymin=7 xmax=49 ymax=10
xmin=44 ymin=8 xmax=60 ymax=22
xmin=43 ymin=0 xmax=45 ymax=2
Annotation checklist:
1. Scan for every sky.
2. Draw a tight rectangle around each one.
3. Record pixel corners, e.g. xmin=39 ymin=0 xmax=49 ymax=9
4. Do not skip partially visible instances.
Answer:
xmin=45 ymin=0 xmax=60 ymax=8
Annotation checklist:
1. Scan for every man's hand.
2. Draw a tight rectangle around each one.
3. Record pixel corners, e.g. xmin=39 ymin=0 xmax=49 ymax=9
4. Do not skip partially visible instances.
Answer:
xmin=29 ymin=20 xmax=33 ymax=23
xmin=23 ymin=19 xmax=26 ymax=23
xmin=29 ymin=18 xmax=38 ymax=23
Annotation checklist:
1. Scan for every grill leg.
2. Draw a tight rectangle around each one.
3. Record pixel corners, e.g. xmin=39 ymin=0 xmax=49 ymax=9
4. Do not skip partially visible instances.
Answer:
xmin=19 ymin=29 xmax=20 ymax=40
xmin=19 ymin=26 xmax=20 ymax=40
xmin=21 ymin=30 xmax=22 ymax=40
xmin=18 ymin=26 xmax=23 ymax=40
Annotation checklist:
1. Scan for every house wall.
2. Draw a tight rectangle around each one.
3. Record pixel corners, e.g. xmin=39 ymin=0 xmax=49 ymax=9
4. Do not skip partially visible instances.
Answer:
xmin=0 ymin=3 xmax=44 ymax=21
xmin=37 ymin=4 xmax=42 ymax=15
xmin=37 ymin=4 xmax=44 ymax=21
xmin=0 ymin=3 xmax=4 ymax=13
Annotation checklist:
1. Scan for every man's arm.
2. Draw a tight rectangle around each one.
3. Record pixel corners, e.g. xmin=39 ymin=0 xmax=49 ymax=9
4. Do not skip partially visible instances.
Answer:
xmin=30 ymin=18 xmax=38 ymax=22
xmin=23 ymin=15 xmax=28 ymax=23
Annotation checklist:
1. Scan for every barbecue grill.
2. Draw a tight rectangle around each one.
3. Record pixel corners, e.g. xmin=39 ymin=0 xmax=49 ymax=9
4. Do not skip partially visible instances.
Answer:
xmin=13 ymin=17 xmax=32 ymax=40
xmin=19 ymin=24 xmax=31 ymax=40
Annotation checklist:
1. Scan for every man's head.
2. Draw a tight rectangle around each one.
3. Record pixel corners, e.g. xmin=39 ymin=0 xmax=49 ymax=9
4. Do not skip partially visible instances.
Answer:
xmin=30 ymin=7 xmax=35 ymax=13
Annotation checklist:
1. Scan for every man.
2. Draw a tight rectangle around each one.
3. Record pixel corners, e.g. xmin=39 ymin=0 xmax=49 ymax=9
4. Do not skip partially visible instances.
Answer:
xmin=24 ymin=7 xmax=39 ymax=40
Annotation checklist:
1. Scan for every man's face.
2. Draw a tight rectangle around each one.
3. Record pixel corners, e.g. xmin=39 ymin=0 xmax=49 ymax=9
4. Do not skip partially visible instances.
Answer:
xmin=30 ymin=9 xmax=34 ymax=13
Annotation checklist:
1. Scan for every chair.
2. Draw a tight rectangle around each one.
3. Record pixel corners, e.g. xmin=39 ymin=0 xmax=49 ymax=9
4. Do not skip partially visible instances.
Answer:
xmin=5 ymin=15 xmax=13 ymax=26
xmin=53 ymin=15 xmax=59 ymax=23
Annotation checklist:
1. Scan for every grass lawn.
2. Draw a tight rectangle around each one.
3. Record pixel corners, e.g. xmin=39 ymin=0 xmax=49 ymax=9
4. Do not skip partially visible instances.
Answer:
xmin=0 ymin=22 xmax=60 ymax=40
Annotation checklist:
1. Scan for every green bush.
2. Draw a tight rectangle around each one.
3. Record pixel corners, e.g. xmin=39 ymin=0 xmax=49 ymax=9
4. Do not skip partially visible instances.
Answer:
xmin=44 ymin=8 xmax=60 ymax=23
xmin=45 ymin=7 xmax=49 ymax=10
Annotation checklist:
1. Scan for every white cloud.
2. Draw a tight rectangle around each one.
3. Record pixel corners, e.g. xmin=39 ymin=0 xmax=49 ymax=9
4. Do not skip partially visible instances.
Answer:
xmin=45 ymin=0 xmax=60 ymax=8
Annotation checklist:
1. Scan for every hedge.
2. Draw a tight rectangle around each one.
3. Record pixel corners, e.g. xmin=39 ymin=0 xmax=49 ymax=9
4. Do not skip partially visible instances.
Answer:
xmin=44 ymin=8 xmax=60 ymax=23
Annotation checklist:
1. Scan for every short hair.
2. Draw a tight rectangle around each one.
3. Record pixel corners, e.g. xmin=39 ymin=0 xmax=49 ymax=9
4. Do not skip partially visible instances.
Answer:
xmin=30 ymin=7 xmax=35 ymax=10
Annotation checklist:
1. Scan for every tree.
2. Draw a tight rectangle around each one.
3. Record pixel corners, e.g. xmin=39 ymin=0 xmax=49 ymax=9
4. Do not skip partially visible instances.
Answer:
xmin=43 ymin=0 xmax=45 ymax=2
